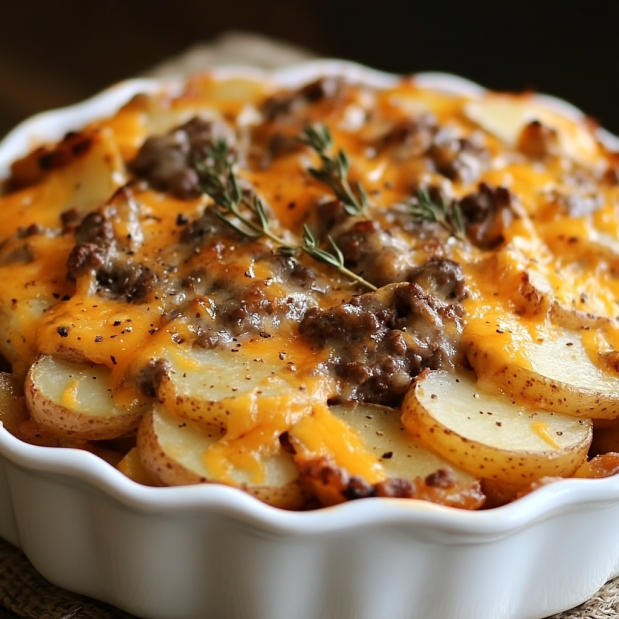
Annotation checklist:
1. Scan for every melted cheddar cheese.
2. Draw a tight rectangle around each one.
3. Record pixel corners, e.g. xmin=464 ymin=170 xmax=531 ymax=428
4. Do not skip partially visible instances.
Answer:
xmin=2 ymin=72 xmax=619 ymax=505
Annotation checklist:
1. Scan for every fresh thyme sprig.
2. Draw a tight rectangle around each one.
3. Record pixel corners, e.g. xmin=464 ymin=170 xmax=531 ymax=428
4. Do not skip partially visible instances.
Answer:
xmin=195 ymin=140 xmax=377 ymax=291
xmin=301 ymin=124 xmax=368 ymax=216
xmin=408 ymin=190 xmax=466 ymax=240
xmin=196 ymin=147 xmax=284 ymax=244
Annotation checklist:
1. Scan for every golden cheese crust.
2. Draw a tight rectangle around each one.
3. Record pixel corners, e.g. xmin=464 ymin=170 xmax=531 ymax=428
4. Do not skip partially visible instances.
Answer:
xmin=2 ymin=73 xmax=619 ymax=508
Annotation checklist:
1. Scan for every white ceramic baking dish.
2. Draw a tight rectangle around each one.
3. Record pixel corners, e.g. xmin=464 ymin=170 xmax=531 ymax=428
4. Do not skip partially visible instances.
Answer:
xmin=1 ymin=60 xmax=619 ymax=619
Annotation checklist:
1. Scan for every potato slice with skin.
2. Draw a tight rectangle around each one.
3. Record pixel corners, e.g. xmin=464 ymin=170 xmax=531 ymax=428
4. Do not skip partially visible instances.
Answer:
xmin=402 ymin=370 xmax=592 ymax=484
xmin=465 ymin=315 xmax=619 ymax=418
xmin=138 ymin=404 xmax=309 ymax=510
xmin=464 ymin=94 xmax=600 ymax=164
xmin=159 ymin=346 xmax=329 ymax=438
xmin=484 ymin=249 xmax=616 ymax=331
xmin=42 ymin=128 xmax=126 ymax=218
xmin=26 ymin=355 xmax=149 ymax=440
xmin=290 ymin=403 xmax=484 ymax=509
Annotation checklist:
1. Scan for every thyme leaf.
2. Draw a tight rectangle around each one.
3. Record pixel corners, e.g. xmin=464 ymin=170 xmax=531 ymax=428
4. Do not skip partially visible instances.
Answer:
xmin=408 ymin=190 xmax=466 ymax=240
xmin=301 ymin=124 xmax=368 ymax=217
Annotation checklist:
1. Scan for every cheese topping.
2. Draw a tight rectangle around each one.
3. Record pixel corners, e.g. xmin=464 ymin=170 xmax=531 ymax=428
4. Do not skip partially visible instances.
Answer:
xmin=1 ymin=73 xmax=618 ymax=501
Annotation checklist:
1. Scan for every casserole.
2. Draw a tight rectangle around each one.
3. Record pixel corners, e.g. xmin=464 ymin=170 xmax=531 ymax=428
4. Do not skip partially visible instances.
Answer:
xmin=2 ymin=60 xmax=619 ymax=619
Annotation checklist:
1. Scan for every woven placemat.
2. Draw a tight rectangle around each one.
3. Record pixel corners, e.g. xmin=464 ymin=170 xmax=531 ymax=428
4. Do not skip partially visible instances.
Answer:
xmin=0 ymin=538 xmax=132 ymax=619
xmin=1 ymin=30 xmax=618 ymax=619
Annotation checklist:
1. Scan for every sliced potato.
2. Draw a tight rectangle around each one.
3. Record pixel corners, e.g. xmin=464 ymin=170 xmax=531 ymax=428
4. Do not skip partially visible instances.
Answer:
xmin=26 ymin=355 xmax=149 ymax=440
xmin=546 ymin=228 xmax=619 ymax=278
xmin=0 ymin=296 xmax=55 ymax=377
xmin=588 ymin=231 xmax=619 ymax=274
xmin=402 ymin=370 xmax=592 ymax=484
xmin=137 ymin=404 xmax=309 ymax=509
xmin=290 ymin=403 xmax=484 ymax=509
xmin=14 ymin=418 xmax=90 ymax=448
xmin=50 ymin=128 xmax=126 ymax=216
xmin=484 ymin=248 xmax=615 ymax=330
xmin=159 ymin=346 xmax=326 ymax=438
xmin=464 ymin=93 xmax=600 ymax=164
xmin=464 ymin=316 xmax=619 ymax=418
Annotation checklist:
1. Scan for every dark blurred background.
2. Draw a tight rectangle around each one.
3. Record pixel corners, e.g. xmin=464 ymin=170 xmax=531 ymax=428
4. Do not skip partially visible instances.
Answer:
xmin=1 ymin=0 xmax=618 ymax=137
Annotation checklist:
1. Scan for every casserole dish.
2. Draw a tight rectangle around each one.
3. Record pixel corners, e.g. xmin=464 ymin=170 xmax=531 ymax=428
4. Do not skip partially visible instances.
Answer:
xmin=1 ymin=60 xmax=619 ymax=619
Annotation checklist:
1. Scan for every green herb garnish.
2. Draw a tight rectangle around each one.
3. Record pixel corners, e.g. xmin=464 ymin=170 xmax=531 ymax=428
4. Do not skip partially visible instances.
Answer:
xmin=409 ymin=190 xmax=466 ymax=240
xmin=301 ymin=124 xmax=368 ymax=217
xmin=196 ymin=140 xmax=377 ymax=291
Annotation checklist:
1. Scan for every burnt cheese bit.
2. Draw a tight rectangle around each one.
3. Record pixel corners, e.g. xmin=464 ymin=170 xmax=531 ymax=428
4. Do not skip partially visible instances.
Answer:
xmin=7 ymin=131 xmax=95 ymax=192
xmin=56 ymin=326 xmax=69 ymax=338
xmin=18 ymin=223 xmax=44 ymax=238
xmin=37 ymin=132 xmax=93 ymax=171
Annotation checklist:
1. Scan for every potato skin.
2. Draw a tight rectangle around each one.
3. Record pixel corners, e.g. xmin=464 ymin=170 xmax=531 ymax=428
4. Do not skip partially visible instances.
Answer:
xmin=157 ymin=378 xmax=230 ymax=430
xmin=137 ymin=408 xmax=205 ymax=486
xmin=465 ymin=339 xmax=619 ymax=419
xmin=137 ymin=407 xmax=310 ymax=510
xmin=25 ymin=357 xmax=143 ymax=441
xmin=401 ymin=377 xmax=592 ymax=484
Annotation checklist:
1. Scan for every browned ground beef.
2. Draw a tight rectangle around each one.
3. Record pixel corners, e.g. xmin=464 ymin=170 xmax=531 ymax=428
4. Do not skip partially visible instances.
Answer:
xmin=66 ymin=189 xmax=159 ymax=302
xmin=261 ymin=78 xmax=344 ymax=122
xmin=333 ymin=220 xmax=415 ymax=287
xmin=297 ymin=456 xmax=484 ymax=508
xmin=299 ymin=282 xmax=464 ymax=406
xmin=408 ymin=258 xmax=467 ymax=302
xmin=428 ymin=129 xmax=488 ymax=184
xmin=129 ymin=118 xmax=235 ymax=200
xmin=377 ymin=115 xmax=438 ymax=161
xmin=458 ymin=182 xmax=515 ymax=249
